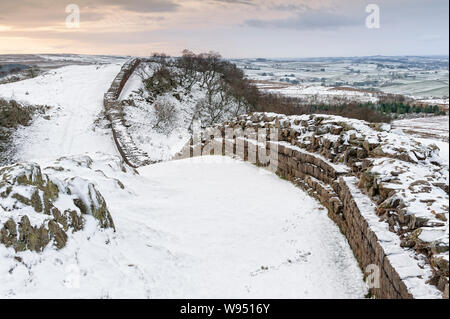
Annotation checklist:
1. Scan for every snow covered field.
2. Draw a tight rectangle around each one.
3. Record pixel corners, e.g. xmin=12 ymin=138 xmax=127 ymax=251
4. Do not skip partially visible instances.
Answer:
xmin=235 ymin=56 xmax=449 ymax=101
xmin=254 ymin=81 xmax=378 ymax=104
xmin=0 ymin=60 xmax=368 ymax=298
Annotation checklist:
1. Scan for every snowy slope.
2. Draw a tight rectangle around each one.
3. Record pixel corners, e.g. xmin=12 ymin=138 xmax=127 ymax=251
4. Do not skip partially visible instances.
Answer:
xmin=392 ymin=116 xmax=449 ymax=164
xmin=118 ymin=62 xmax=251 ymax=162
xmin=119 ymin=65 xmax=192 ymax=162
xmin=392 ymin=116 xmax=449 ymax=143
xmin=0 ymin=155 xmax=367 ymax=298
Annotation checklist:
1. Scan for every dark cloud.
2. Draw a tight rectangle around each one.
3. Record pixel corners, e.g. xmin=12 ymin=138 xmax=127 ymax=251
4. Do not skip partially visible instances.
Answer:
xmin=244 ymin=10 xmax=362 ymax=30
xmin=0 ymin=0 xmax=178 ymax=14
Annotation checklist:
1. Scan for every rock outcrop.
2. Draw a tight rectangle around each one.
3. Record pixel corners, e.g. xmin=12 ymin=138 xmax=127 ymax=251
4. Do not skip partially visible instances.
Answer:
xmin=0 ymin=156 xmax=117 ymax=252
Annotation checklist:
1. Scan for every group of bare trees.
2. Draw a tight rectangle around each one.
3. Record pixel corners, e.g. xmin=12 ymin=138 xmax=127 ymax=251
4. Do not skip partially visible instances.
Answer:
xmin=139 ymin=50 xmax=259 ymax=128
xmin=140 ymin=50 xmax=395 ymax=128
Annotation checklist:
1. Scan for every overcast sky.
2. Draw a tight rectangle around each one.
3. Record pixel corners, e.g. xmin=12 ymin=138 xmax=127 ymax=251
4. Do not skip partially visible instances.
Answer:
xmin=0 ymin=0 xmax=448 ymax=58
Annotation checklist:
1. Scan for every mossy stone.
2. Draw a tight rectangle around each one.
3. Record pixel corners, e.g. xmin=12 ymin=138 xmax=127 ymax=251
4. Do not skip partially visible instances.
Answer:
xmin=31 ymin=189 xmax=43 ymax=213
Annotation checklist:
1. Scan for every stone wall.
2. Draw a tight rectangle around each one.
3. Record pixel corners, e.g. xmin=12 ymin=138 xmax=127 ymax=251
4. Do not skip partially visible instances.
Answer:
xmin=108 ymin=60 xmax=447 ymax=298
xmin=173 ymin=113 xmax=448 ymax=299
xmin=104 ymin=58 xmax=152 ymax=168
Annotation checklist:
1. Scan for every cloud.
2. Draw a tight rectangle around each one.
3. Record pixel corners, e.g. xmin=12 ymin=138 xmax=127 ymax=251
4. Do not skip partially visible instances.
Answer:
xmin=212 ymin=0 xmax=255 ymax=5
xmin=269 ymin=3 xmax=310 ymax=12
xmin=244 ymin=10 xmax=362 ymax=30
xmin=105 ymin=0 xmax=179 ymax=12
xmin=0 ymin=0 xmax=179 ymax=15
xmin=0 ymin=0 xmax=176 ymax=29
xmin=0 ymin=0 xmax=448 ymax=57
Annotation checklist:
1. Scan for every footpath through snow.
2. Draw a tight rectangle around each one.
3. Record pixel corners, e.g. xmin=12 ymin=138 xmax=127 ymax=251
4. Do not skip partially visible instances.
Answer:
xmin=0 ymin=63 xmax=122 ymax=162
xmin=0 ymin=155 xmax=367 ymax=298
xmin=0 ymin=62 xmax=368 ymax=298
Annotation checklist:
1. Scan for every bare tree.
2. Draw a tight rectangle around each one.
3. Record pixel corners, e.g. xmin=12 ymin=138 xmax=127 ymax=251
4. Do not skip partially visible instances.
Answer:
xmin=152 ymin=100 xmax=177 ymax=132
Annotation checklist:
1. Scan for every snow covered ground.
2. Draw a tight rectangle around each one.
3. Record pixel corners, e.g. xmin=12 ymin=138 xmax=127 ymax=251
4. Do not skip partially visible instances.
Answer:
xmin=392 ymin=116 xmax=449 ymax=166
xmin=0 ymin=155 xmax=367 ymax=298
xmin=235 ymin=56 xmax=449 ymax=100
xmin=0 ymin=60 xmax=369 ymax=298
xmin=118 ymin=63 xmax=192 ymax=162
xmin=0 ymin=63 xmax=122 ymax=162
xmin=392 ymin=116 xmax=449 ymax=142
xmin=119 ymin=61 xmax=250 ymax=162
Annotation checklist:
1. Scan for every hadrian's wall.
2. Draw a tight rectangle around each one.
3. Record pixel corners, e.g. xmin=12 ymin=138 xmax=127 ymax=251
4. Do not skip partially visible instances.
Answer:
xmin=173 ymin=113 xmax=449 ymax=299
xmin=103 ymin=58 xmax=152 ymax=168
xmin=106 ymin=61 xmax=448 ymax=299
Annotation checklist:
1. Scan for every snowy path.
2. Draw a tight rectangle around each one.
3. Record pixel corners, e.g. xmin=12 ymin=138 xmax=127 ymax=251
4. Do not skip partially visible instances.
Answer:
xmin=127 ymin=158 xmax=367 ymax=298
xmin=0 ymin=64 xmax=122 ymax=162
xmin=0 ymin=156 xmax=367 ymax=298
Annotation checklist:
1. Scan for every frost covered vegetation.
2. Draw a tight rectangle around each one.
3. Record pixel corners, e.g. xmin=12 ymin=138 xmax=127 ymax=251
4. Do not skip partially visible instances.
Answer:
xmin=120 ymin=51 xmax=260 ymax=160
xmin=0 ymin=65 xmax=41 ymax=84
xmin=132 ymin=51 xmax=258 ymax=127
xmin=0 ymin=98 xmax=46 ymax=166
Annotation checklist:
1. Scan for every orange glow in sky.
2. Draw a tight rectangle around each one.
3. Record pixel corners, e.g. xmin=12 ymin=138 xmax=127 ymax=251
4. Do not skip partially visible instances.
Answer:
xmin=0 ymin=0 xmax=448 ymax=57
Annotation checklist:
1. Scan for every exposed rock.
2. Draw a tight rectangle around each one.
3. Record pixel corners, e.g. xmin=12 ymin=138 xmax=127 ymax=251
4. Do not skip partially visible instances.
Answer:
xmin=0 ymin=160 xmax=115 ymax=252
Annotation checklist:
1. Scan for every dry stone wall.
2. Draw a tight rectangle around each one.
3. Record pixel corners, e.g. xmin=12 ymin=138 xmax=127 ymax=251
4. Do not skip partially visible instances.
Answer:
xmin=108 ymin=61 xmax=448 ymax=298
xmin=173 ymin=112 xmax=449 ymax=299
xmin=104 ymin=58 xmax=152 ymax=168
